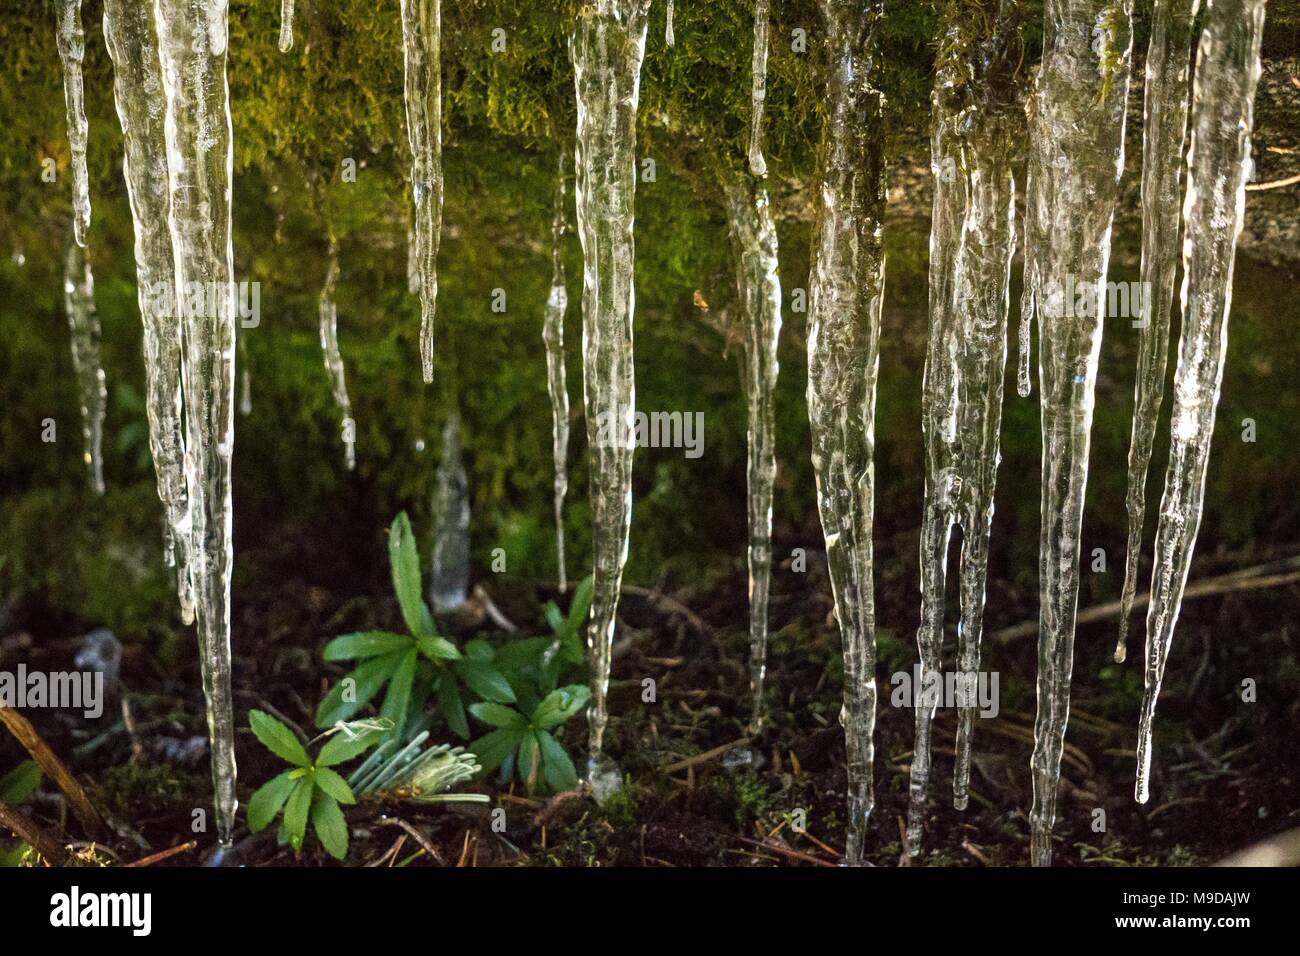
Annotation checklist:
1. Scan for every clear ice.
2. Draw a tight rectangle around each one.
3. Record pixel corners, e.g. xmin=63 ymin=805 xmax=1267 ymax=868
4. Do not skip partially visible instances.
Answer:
xmin=747 ymin=0 xmax=770 ymax=177
xmin=1135 ymin=0 xmax=1266 ymax=804
xmin=103 ymin=0 xmax=194 ymax=618
xmin=430 ymin=412 xmax=470 ymax=613
xmin=907 ymin=1 xmax=1021 ymax=856
xmin=805 ymin=0 xmax=887 ymax=866
xmin=544 ymin=153 xmax=572 ymax=591
xmin=400 ymin=0 xmax=443 ymax=383
xmin=318 ymin=236 xmax=355 ymax=471
xmin=154 ymin=0 xmax=240 ymax=848
xmin=63 ymin=238 xmax=106 ymax=497
xmin=665 ymin=0 xmax=675 ymax=46
xmin=279 ymin=0 xmax=294 ymax=52
xmin=720 ymin=164 xmax=781 ymax=734
xmin=1115 ymin=0 xmax=1201 ymax=664
xmin=570 ymin=0 xmax=652 ymax=765
xmin=55 ymin=0 xmax=91 ymax=248
xmin=1020 ymin=0 xmax=1134 ymax=867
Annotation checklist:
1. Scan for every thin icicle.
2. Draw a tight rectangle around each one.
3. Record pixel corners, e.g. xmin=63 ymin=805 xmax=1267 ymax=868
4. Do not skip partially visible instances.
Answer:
xmin=319 ymin=236 xmax=356 ymax=471
xmin=720 ymin=165 xmax=782 ymax=734
xmin=55 ymin=0 xmax=91 ymax=247
xmin=63 ymin=238 xmax=106 ymax=496
xmin=747 ymin=0 xmax=770 ymax=177
xmin=154 ymin=0 xmax=239 ymax=849
xmin=103 ymin=0 xmax=194 ymax=622
xmin=907 ymin=1 xmax=1022 ymax=857
xmin=400 ymin=0 xmax=443 ymax=383
xmin=570 ymin=0 xmax=652 ymax=787
xmin=239 ymin=366 xmax=251 ymax=416
xmin=805 ymin=0 xmax=886 ymax=866
xmin=1115 ymin=0 xmax=1201 ymax=664
xmin=543 ymin=153 xmax=571 ymax=592
xmin=1022 ymin=0 xmax=1134 ymax=867
xmin=665 ymin=0 xmax=675 ymax=45
xmin=406 ymin=224 xmax=420 ymax=294
xmin=1135 ymin=0 xmax=1266 ymax=804
xmin=278 ymin=0 xmax=294 ymax=52
xmin=429 ymin=412 xmax=470 ymax=613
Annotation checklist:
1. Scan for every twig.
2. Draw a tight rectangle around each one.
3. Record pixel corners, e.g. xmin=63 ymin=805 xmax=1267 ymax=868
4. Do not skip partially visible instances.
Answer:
xmin=377 ymin=816 xmax=443 ymax=865
xmin=125 ymin=840 xmax=197 ymax=867
xmin=472 ymin=586 xmax=519 ymax=633
xmin=621 ymin=584 xmax=715 ymax=638
xmin=0 ymin=706 xmax=107 ymax=839
xmin=660 ymin=737 xmax=751 ymax=775
xmin=0 ymin=799 xmax=65 ymax=865
xmin=734 ymin=834 xmax=838 ymax=867
xmin=1246 ymin=172 xmax=1300 ymax=191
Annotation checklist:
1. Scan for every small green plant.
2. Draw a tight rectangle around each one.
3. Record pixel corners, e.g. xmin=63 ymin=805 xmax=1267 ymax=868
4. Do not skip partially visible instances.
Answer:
xmin=469 ymin=684 xmax=591 ymax=794
xmin=0 ymin=760 xmax=42 ymax=867
xmin=347 ymin=731 xmax=487 ymax=802
xmin=490 ymin=574 xmax=592 ymax=712
xmin=316 ymin=513 xmax=515 ymax=737
xmin=246 ymin=711 xmax=387 ymax=860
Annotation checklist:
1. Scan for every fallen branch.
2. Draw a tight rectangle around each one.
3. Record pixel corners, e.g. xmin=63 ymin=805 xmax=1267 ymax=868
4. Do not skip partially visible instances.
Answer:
xmin=1245 ymin=171 xmax=1300 ymax=191
xmin=660 ymin=737 xmax=751 ymax=775
xmin=0 ymin=706 xmax=107 ymax=840
xmin=992 ymin=556 xmax=1300 ymax=644
xmin=0 ymin=798 xmax=66 ymax=865
xmin=125 ymin=839 xmax=198 ymax=868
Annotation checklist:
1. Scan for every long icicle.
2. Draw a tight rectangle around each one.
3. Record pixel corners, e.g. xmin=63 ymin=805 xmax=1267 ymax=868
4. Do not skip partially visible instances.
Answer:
xmin=154 ymin=0 xmax=239 ymax=849
xmin=103 ymin=0 xmax=194 ymax=621
xmin=806 ymin=0 xmax=887 ymax=866
xmin=665 ymin=0 xmax=675 ymax=46
xmin=63 ymin=238 xmax=106 ymax=496
xmin=1135 ymin=0 xmax=1266 ymax=804
xmin=907 ymin=0 xmax=1022 ymax=857
xmin=319 ymin=235 xmax=356 ymax=471
xmin=55 ymin=0 xmax=91 ymax=247
xmin=1114 ymin=0 xmax=1201 ymax=664
xmin=278 ymin=0 xmax=294 ymax=52
xmin=543 ymin=150 xmax=571 ymax=592
xmin=571 ymin=0 xmax=652 ymax=792
xmin=1023 ymin=0 xmax=1134 ymax=867
xmin=747 ymin=0 xmax=770 ymax=177
xmin=400 ymin=0 xmax=443 ymax=383
xmin=721 ymin=165 xmax=782 ymax=734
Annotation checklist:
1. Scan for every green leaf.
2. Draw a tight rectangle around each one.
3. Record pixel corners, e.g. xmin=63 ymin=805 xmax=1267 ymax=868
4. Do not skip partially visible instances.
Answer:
xmin=470 ymin=728 xmax=524 ymax=775
xmin=463 ymin=638 xmax=495 ymax=662
xmin=247 ymin=770 xmax=297 ymax=832
xmin=317 ymin=725 xmax=384 ymax=767
xmin=468 ymin=701 xmax=529 ymax=730
xmin=568 ymin=576 xmax=595 ymax=631
xmin=537 ymin=729 xmax=579 ymax=792
xmin=518 ymin=731 xmax=541 ymax=794
xmin=312 ymin=767 xmax=356 ymax=805
xmin=389 ymin=512 xmax=435 ymax=637
xmin=379 ymin=648 xmax=418 ymax=731
xmin=436 ymin=671 xmax=470 ymax=740
xmin=532 ymin=685 xmax=591 ymax=730
xmin=0 ymin=761 xmax=41 ymax=805
xmin=544 ymin=601 xmax=565 ymax=635
xmin=249 ymin=710 xmax=310 ymax=767
xmin=311 ymin=793 xmax=349 ymax=860
xmin=416 ymin=633 xmax=461 ymax=662
xmin=283 ymin=778 xmax=313 ymax=851
xmin=314 ymin=651 xmax=407 ymax=727
xmin=455 ymin=659 xmax=517 ymax=703
xmin=322 ymin=631 xmax=413 ymax=662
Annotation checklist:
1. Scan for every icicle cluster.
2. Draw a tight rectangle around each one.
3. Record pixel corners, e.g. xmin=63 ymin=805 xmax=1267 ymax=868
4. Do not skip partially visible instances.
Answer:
xmin=805 ymin=0 xmax=887 ymax=866
xmin=907 ymin=0 xmax=1022 ymax=857
xmin=400 ymin=0 xmax=444 ymax=383
xmin=153 ymin=0 xmax=240 ymax=848
xmin=430 ymin=413 xmax=470 ymax=613
xmin=1020 ymin=0 xmax=1134 ymax=867
xmin=570 ymin=0 xmax=653 ymax=786
xmin=1135 ymin=0 xmax=1266 ymax=804
xmin=63 ymin=239 xmax=106 ymax=496
xmin=720 ymin=166 xmax=782 ymax=734
xmin=1115 ymin=0 xmax=1201 ymax=664
xmin=319 ymin=237 xmax=356 ymax=471
xmin=747 ymin=0 xmax=770 ymax=177
xmin=543 ymin=154 xmax=572 ymax=592
xmin=55 ymin=0 xmax=91 ymax=247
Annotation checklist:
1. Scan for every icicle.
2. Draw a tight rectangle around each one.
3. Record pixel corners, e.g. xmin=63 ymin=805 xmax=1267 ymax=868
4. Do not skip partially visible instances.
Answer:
xmin=747 ymin=0 xmax=770 ymax=177
xmin=238 ymin=331 xmax=252 ymax=416
xmin=1114 ymin=0 xmax=1201 ymax=665
xmin=319 ymin=236 xmax=355 ymax=471
xmin=1135 ymin=0 xmax=1265 ymax=804
xmin=543 ymin=153 xmax=571 ymax=592
xmin=429 ymin=413 xmax=470 ymax=613
xmin=570 ymin=0 xmax=652 ymax=786
xmin=907 ymin=1 xmax=1022 ymax=856
xmin=720 ymin=166 xmax=782 ymax=734
xmin=63 ymin=238 xmax=106 ymax=496
xmin=400 ymin=0 xmax=443 ymax=383
xmin=278 ymin=0 xmax=294 ymax=52
xmin=406 ymin=224 xmax=420 ymax=294
xmin=153 ymin=0 xmax=239 ymax=848
xmin=805 ymin=0 xmax=887 ymax=866
xmin=55 ymin=0 xmax=91 ymax=247
xmin=665 ymin=0 xmax=675 ymax=46
xmin=1022 ymin=0 xmax=1134 ymax=867
xmin=103 ymin=0 xmax=195 ymax=622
